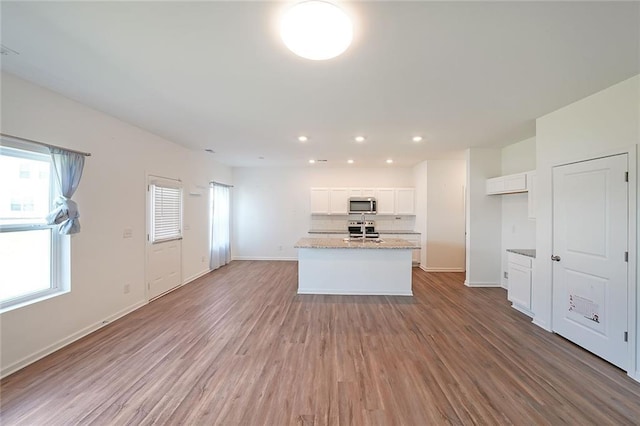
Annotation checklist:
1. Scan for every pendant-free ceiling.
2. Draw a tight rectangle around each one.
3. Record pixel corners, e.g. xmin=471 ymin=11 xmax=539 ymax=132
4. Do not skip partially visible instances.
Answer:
xmin=280 ymin=1 xmax=353 ymax=60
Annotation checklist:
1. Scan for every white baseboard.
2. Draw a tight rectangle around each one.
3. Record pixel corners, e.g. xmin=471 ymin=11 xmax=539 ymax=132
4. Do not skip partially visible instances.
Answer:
xmin=1 ymin=300 xmax=147 ymax=379
xmin=464 ymin=280 xmax=501 ymax=287
xmin=630 ymin=370 xmax=640 ymax=384
xmin=183 ymin=268 xmax=211 ymax=285
xmin=420 ymin=266 xmax=465 ymax=272
xmin=511 ymin=303 xmax=534 ymax=318
xmin=232 ymin=256 xmax=297 ymax=261
xmin=297 ymin=289 xmax=413 ymax=296
xmin=532 ymin=318 xmax=552 ymax=332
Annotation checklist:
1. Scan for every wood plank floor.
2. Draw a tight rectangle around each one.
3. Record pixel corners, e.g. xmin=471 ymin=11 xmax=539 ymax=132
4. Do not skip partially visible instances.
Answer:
xmin=1 ymin=260 xmax=640 ymax=425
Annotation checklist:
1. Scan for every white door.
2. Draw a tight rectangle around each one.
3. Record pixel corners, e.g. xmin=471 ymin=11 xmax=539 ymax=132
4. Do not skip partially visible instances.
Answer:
xmin=146 ymin=176 xmax=183 ymax=300
xmin=552 ymin=154 xmax=629 ymax=369
xmin=147 ymin=239 xmax=181 ymax=299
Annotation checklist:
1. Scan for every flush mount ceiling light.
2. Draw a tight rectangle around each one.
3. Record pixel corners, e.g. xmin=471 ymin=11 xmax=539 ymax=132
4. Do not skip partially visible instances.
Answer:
xmin=280 ymin=1 xmax=353 ymax=61
xmin=354 ymin=136 xmax=365 ymax=143
xmin=298 ymin=136 xmax=308 ymax=142
xmin=412 ymin=136 xmax=423 ymax=142
xmin=309 ymin=159 xmax=316 ymax=164
xmin=347 ymin=159 xmax=354 ymax=164
xmin=386 ymin=159 xmax=393 ymax=164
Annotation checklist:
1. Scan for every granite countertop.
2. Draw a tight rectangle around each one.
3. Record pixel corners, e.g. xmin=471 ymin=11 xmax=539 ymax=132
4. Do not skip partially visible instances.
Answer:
xmin=507 ymin=249 xmax=536 ymax=258
xmin=295 ymin=237 xmax=418 ymax=250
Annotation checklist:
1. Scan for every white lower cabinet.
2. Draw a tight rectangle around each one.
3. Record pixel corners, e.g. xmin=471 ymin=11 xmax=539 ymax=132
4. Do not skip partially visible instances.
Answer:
xmin=380 ymin=233 xmax=421 ymax=266
xmin=507 ymin=252 xmax=533 ymax=317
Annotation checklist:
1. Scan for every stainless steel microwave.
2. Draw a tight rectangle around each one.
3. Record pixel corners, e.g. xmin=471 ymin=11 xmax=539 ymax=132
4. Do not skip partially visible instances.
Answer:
xmin=349 ymin=197 xmax=377 ymax=214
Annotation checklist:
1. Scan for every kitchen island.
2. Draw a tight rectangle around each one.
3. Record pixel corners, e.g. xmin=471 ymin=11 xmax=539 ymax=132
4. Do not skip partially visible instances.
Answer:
xmin=294 ymin=237 xmax=417 ymax=296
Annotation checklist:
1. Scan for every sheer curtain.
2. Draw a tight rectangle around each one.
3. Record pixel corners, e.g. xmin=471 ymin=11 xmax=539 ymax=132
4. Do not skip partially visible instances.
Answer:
xmin=210 ymin=183 xmax=231 ymax=270
xmin=45 ymin=148 xmax=85 ymax=234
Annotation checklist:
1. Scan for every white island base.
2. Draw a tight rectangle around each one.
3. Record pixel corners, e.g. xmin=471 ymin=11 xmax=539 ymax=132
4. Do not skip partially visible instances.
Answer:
xmin=295 ymin=238 xmax=414 ymax=296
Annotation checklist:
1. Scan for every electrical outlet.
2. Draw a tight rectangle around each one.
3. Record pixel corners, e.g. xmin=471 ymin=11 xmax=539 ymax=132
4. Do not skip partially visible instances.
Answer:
xmin=124 ymin=283 xmax=130 ymax=294
xmin=504 ymin=272 xmax=509 ymax=279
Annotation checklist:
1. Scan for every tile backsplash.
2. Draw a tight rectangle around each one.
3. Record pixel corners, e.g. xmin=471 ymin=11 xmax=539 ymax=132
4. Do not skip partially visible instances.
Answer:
xmin=310 ymin=215 xmax=416 ymax=232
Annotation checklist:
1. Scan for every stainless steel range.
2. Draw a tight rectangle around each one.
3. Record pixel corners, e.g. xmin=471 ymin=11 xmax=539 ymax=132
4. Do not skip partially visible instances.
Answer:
xmin=347 ymin=220 xmax=379 ymax=238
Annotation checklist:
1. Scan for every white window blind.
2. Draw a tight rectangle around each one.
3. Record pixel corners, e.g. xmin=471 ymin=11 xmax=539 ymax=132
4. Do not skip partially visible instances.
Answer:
xmin=150 ymin=181 xmax=182 ymax=243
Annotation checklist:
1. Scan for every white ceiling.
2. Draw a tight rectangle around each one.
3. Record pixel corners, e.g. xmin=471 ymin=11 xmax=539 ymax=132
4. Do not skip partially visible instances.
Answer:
xmin=1 ymin=1 xmax=638 ymax=167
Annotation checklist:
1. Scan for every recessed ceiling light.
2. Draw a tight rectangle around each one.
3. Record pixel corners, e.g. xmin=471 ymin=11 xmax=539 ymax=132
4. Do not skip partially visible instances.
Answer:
xmin=298 ymin=136 xmax=308 ymax=142
xmin=309 ymin=159 xmax=316 ymax=164
xmin=347 ymin=159 xmax=354 ymax=164
xmin=280 ymin=1 xmax=353 ymax=61
xmin=355 ymin=136 xmax=365 ymax=143
xmin=412 ymin=136 xmax=423 ymax=142
xmin=386 ymin=159 xmax=393 ymax=164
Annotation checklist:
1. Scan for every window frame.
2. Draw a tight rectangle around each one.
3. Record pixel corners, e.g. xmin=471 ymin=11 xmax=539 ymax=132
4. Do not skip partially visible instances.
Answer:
xmin=0 ymin=139 xmax=68 ymax=312
xmin=149 ymin=177 xmax=183 ymax=244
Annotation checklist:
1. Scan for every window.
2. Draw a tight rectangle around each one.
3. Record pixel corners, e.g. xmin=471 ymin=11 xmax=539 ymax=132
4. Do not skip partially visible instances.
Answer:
xmin=150 ymin=179 xmax=182 ymax=243
xmin=0 ymin=142 xmax=67 ymax=311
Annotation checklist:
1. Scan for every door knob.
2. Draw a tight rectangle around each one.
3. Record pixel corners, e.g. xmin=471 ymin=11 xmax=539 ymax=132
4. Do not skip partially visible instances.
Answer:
xmin=551 ymin=255 xmax=561 ymax=262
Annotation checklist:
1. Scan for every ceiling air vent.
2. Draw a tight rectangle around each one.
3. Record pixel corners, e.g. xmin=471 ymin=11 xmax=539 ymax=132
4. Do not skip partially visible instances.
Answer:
xmin=317 ymin=159 xmax=328 ymax=163
xmin=0 ymin=44 xmax=20 ymax=56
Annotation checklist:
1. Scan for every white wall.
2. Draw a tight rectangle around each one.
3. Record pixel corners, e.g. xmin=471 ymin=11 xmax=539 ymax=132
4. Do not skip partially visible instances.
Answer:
xmin=231 ymin=167 xmax=414 ymax=260
xmin=465 ymin=148 xmax=502 ymax=286
xmin=500 ymin=137 xmax=536 ymax=288
xmin=425 ymin=160 xmax=466 ymax=271
xmin=413 ymin=161 xmax=428 ymax=267
xmin=0 ymin=72 xmax=231 ymax=377
xmin=535 ymin=74 xmax=639 ymax=379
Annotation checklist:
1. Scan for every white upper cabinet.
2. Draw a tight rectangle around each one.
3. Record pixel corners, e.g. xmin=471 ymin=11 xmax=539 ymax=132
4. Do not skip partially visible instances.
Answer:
xmin=311 ymin=187 xmax=415 ymax=215
xmin=375 ymin=188 xmax=395 ymax=215
xmin=329 ymin=188 xmax=349 ymax=214
xmin=395 ymin=188 xmax=415 ymax=215
xmin=310 ymin=187 xmax=349 ymax=215
xmin=527 ymin=171 xmax=536 ymax=220
xmin=310 ymin=188 xmax=330 ymax=214
xmin=348 ymin=188 xmax=376 ymax=198
xmin=486 ymin=172 xmax=528 ymax=195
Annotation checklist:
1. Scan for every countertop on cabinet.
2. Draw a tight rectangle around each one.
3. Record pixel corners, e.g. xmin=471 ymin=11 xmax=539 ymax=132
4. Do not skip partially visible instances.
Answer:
xmin=295 ymin=237 xmax=417 ymax=250
xmin=506 ymin=249 xmax=536 ymax=258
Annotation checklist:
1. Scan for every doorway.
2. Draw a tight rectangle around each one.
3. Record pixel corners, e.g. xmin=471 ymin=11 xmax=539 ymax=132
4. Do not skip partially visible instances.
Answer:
xmin=146 ymin=175 xmax=183 ymax=300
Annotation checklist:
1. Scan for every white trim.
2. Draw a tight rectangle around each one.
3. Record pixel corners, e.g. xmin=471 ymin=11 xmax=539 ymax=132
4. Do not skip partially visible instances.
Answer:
xmin=297 ymin=289 xmax=413 ymax=296
xmin=626 ymin=145 xmax=637 ymax=381
xmin=511 ymin=303 xmax=534 ymax=318
xmin=532 ymin=318 xmax=553 ymax=332
xmin=0 ymin=300 xmax=146 ymax=379
xmin=232 ymin=256 xmax=298 ymax=261
xmin=182 ymin=268 xmax=211 ymax=285
xmin=420 ymin=266 xmax=465 ymax=273
xmin=464 ymin=280 xmax=501 ymax=287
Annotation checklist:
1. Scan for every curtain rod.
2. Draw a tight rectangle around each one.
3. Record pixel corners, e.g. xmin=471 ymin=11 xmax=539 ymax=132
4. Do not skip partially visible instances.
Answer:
xmin=1 ymin=133 xmax=92 ymax=157
xmin=210 ymin=181 xmax=234 ymax=188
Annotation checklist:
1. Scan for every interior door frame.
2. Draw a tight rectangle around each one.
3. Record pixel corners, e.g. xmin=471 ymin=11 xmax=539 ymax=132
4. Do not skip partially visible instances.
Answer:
xmin=551 ymin=145 xmax=636 ymax=378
